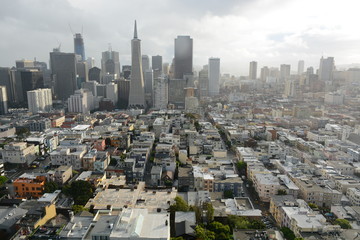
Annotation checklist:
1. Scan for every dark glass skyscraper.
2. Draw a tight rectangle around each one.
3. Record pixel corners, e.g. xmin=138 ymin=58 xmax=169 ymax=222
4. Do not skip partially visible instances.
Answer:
xmin=74 ymin=33 xmax=85 ymax=61
xmin=174 ymin=36 xmax=193 ymax=79
xmin=50 ymin=51 xmax=77 ymax=101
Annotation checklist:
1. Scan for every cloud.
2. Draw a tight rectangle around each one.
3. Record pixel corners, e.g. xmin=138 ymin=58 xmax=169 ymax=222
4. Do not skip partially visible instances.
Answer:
xmin=1 ymin=0 xmax=360 ymax=75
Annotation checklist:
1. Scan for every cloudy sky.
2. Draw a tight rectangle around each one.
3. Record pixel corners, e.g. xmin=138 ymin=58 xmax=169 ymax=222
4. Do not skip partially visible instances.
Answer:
xmin=1 ymin=0 xmax=360 ymax=75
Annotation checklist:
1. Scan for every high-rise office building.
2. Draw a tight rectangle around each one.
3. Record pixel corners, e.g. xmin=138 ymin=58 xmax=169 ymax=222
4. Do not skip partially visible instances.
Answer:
xmin=87 ymin=57 xmax=95 ymax=69
xmin=298 ymin=60 xmax=304 ymax=75
xmin=0 ymin=67 xmax=15 ymax=104
xmin=16 ymin=60 xmax=35 ymax=69
xmin=27 ymin=88 xmax=52 ymax=114
xmin=199 ymin=65 xmax=209 ymax=98
xmin=128 ymin=21 xmax=145 ymax=108
xmin=76 ymin=61 xmax=88 ymax=89
xmin=122 ymin=65 xmax=131 ymax=80
xmin=88 ymin=67 xmax=101 ymax=82
xmin=280 ymin=64 xmax=291 ymax=81
xmin=144 ymin=69 xmax=153 ymax=107
xmin=174 ymin=36 xmax=193 ymax=79
xmin=208 ymin=58 xmax=220 ymax=96
xmin=116 ymin=79 xmax=130 ymax=109
xmin=14 ymin=69 xmax=44 ymax=104
xmin=152 ymin=55 xmax=162 ymax=72
xmin=101 ymin=47 xmax=121 ymax=77
xmin=260 ymin=66 xmax=270 ymax=81
xmin=319 ymin=57 xmax=334 ymax=82
xmin=74 ymin=33 xmax=85 ymax=61
xmin=168 ymin=79 xmax=186 ymax=108
xmin=153 ymin=75 xmax=168 ymax=109
xmin=142 ymin=55 xmax=150 ymax=71
xmin=50 ymin=51 xmax=77 ymax=101
xmin=249 ymin=61 xmax=257 ymax=80
xmin=0 ymin=86 xmax=8 ymax=115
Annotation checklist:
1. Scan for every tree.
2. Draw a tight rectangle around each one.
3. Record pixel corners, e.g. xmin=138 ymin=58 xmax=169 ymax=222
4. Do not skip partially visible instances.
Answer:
xmin=308 ymin=203 xmax=318 ymax=209
xmin=228 ymin=215 xmax=265 ymax=230
xmin=237 ymin=161 xmax=247 ymax=173
xmin=170 ymin=196 xmax=189 ymax=212
xmin=224 ymin=190 xmax=234 ymax=199
xmin=171 ymin=237 xmax=185 ymax=240
xmin=44 ymin=181 xmax=59 ymax=193
xmin=109 ymin=158 xmax=118 ymax=166
xmin=195 ymin=225 xmax=215 ymax=240
xmin=63 ymin=180 xmax=94 ymax=206
xmin=277 ymin=189 xmax=287 ymax=195
xmin=204 ymin=202 xmax=214 ymax=222
xmin=280 ymin=227 xmax=296 ymax=240
xmin=0 ymin=176 xmax=8 ymax=185
xmin=208 ymin=221 xmax=231 ymax=240
xmin=72 ymin=205 xmax=89 ymax=214
xmin=334 ymin=219 xmax=352 ymax=229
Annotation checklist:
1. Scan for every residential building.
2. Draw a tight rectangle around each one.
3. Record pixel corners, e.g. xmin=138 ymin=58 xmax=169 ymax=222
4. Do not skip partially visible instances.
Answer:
xmin=2 ymin=142 xmax=36 ymax=165
xmin=13 ymin=173 xmax=46 ymax=199
xmin=27 ymin=88 xmax=52 ymax=113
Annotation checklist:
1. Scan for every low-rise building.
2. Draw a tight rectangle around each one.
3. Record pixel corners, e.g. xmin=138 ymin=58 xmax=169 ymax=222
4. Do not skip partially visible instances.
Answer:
xmin=347 ymin=187 xmax=360 ymax=206
xmin=13 ymin=173 xmax=46 ymax=199
xmin=2 ymin=142 xmax=36 ymax=165
xmin=253 ymin=173 xmax=280 ymax=202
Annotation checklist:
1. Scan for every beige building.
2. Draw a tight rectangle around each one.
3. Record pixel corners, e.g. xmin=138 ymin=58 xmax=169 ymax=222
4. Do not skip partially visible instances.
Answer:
xmin=50 ymin=145 xmax=87 ymax=170
xmin=2 ymin=142 xmax=36 ymax=165
xmin=54 ymin=165 xmax=73 ymax=185
xmin=346 ymin=187 xmax=360 ymax=206
xmin=253 ymin=173 xmax=280 ymax=202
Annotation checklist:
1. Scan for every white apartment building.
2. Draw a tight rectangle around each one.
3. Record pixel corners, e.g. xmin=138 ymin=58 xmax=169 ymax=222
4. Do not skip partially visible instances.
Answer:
xmin=27 ymin=88 xmax=52 ymax=114
xmin=254 ymin=173 xmax=280 ymax=202
xmin=68 ymin=88 xmax=94 ymax=114
xmin=50 ymin=145 xmax=87 ymax=170
xmin=347 ymin=187 xmax=360 ymax=206
xmin=1 ymin=142 xmax=36 ymax=164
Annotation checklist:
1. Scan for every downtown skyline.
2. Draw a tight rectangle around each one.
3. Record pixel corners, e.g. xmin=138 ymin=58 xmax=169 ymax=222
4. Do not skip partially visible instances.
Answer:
xmin=1 ymin=0 xmax=360 ymax=75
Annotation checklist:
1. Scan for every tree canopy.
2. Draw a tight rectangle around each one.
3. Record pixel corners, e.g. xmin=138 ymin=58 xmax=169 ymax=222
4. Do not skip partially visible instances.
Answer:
xmin=334 ymin=219 xmax=352 ymax=229
xmin=63 ymin=180 xmax=94 ymax=206
xmin=170 ymin=196 xmax=189 ymax=212
xmin=280 ymin=227 xmax=296 ymax=240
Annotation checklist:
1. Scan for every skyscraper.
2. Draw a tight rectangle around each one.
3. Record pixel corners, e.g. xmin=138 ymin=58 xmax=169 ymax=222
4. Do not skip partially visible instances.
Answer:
xmin=199 ymin=65 xmax=209 ymax=98
xmin=153 ymin=75 xmax=168 ymax=109
xmin=249 ymin=61 xmax=257 ymax=80
xmin=280 ymin=64 xmax=291 ymax=82
xmin=101 ymin=47 xmax=121 ymax=77
xmin=27 ymin=88 xmax=52 ymax=114
xmin=0 ymin=67 xmax=15 ymax=104
xmin=128 ymin=21 xmax=145 ymax=108
xmin=144 ymin=69 xmax=153 ymax=107
xmin=74 ymin=33 xmax=85 ymax=61
xmin=142 ymin=55 xmax=150 ymax=71
xmin=319 ymin=57 xmax=334 ymax=82
xmin=260 ymin=66 xmax=270 ymax=81
xmin=208 ymin=58 xmax=220 ymax=96
xmin=174 ymin=36 xmax=193 ymax=79
xmin=152 ymin=55 xmax=163 ymax=72
xmin=50 ymin=51 xmax=77 ymax=101
xmin=0 ymin=86 xmax=8 ymax=115
xmin=298 ymin=60 xmax=304 ymax=75
xmin=15 ymin=69 xmax=44 ymax=104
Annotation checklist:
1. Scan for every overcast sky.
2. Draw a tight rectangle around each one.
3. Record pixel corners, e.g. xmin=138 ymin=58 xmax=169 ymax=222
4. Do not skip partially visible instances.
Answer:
xmin=1 ymin=0 xmax=360 ymax=75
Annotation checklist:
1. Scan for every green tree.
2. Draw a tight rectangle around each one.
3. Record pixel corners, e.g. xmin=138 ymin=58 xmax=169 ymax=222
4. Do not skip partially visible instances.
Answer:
xmin=204 ymin=202 xmax=214 ymax=222
xmin=224 ymin=189 xmax=234 ymax=199
xmin=195 ymin=225 xmax=215 ymax=240
xmin=0 ymin=176 xmax=8 ymax=185
xmin=308 ymin=203 xmax=318 ymax=209
xmin=228 ymin=215 xmax=265 ymax=230
xmin=72 ymin=205 xmax=89 ymax=214
xmin=280 ymin=227 xmax=296 ymax=240
xmin=334 ymin=219 xmax=352 ymax=229
xmin=208 ymin=221 xmax=231 ymax=240
xmin=237 ymin=161 xmax=247 ymax=172
xmin=277 ymin=189 xmax=287 ymax=195
xmin=171 ymin=237 xmax=185 ymax=240
xmin=63 ymin=180 xmax=94 ymax=206
xmin=44 ymin=181 xmax=59 ymax=193
xmin=109 ymin=158 xmax=118 ymax=166
xmin=170 ymin=196 xmax=189 ymax=212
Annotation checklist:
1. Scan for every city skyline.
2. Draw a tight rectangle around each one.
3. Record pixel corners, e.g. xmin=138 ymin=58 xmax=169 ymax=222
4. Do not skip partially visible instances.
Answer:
xmin=1 ymin=0 xmax=360 ymax=75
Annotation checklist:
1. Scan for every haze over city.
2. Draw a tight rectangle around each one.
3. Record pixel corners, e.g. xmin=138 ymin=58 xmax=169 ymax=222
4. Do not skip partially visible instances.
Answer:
xmin=2 ymin=0 xmax=360 ymax=75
